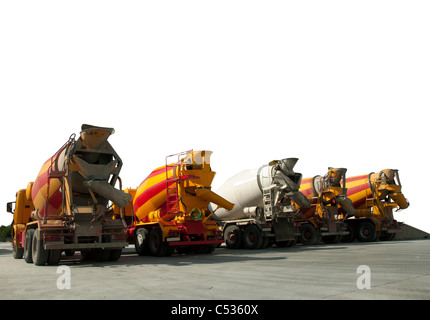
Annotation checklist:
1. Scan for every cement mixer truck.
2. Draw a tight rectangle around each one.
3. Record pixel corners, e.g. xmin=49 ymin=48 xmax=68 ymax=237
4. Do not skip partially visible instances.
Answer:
xmin=116 ymin=150 xmax=234 ymax=256
xmin=295 ymin=168 xmax=356 ymax=244
xmin=211 ymin=158 xmax=311 ymax=249
xmin=341 ymin=169 xmax=409 ymax=242
xmin=6 ymin=124 xmax=132 ymax=265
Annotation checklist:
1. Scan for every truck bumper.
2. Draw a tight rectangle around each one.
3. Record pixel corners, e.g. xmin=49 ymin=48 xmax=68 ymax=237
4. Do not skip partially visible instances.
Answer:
xmin=167 ymin=239 xmax=223 ymax=247
xmin=45 ymin=241 xmax=129 ymax=250
xmin=321 ymin=231 xmax=350 ymax=236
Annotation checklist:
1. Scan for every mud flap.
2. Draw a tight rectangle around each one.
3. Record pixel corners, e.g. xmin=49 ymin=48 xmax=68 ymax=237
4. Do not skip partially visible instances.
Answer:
xmin=273 ymin=217 xmax=295 ymax=242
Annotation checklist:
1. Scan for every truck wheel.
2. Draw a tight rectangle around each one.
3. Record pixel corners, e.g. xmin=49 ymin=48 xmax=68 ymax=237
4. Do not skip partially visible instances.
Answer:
xmin=224 ymin=225 xmax=243 ymax=249
xmin=24 ymin=229 xmax=34 ymax=263
xmin=65 ymin=249 xmax=75 ymax=257
xmin=95 ymin=249 xmax=112 ymax=261
xmin=109 ymin=249 xmax=122 ymax=261
xmin=81 ymin=249 xmax=96 ymax=261
xmin=379 ymin=232 xmax=396 ymax=241
xmin=206 ymin=244 xmax=217 ymax=253
xmin=196 ymin=244 xmax=217 ymax=254
xmin=12 ymin=241 xmax=24 ymax=259
xmin=275 ymin=239 xmax=296 ymax=247
xmin=357 ymin=221 xmax=376 ymax=242
xmin=32 ymin=229 xmax=49 ymax=266
xmin=300 ymin=224 xmax=319 ymax=245
xmin=322 ymin=235 xmax=342 ymax=244
xmin=243 ymin=225 xmax=264 ymax=249
xmin=261 ymin=237 xmax=270 ymax=249
xmin=47 ymin=250 xmax=62 ymax=265
xmin=176 ymin=246 xmax=195 ymax=254
xmin=148 ymin=227 xmax=168 ymax=256
xmin=341 ymin=224 xmax=355 ymax=242
xmin=135 ymin=228 xmax=150 ymax=255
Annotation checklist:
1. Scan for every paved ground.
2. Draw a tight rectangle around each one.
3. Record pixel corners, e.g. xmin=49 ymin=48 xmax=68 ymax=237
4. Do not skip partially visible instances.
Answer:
xmin=0 ymin=239 xmax=429 ymax=300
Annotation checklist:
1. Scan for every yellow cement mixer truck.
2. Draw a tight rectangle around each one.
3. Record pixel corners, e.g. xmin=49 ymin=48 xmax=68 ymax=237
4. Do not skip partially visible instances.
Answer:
xmin=7 ymin=124 xmax=132 ymax=265
xmin=114 ymin=150 xmax=234 ymax=256
xmin=296 ymin=167 xmax=356 ymax=244
xmin=341 ymin=169 xmax=409 ymax=242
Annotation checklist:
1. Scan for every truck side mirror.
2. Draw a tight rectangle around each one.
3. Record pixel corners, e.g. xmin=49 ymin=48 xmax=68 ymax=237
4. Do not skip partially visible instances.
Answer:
xmin=6 ymin=202 xmax=13 ymax=213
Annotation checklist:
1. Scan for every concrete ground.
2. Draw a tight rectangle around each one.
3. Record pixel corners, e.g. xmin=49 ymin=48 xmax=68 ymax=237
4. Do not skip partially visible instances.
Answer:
xmin=0 ymin=239 xmax=429 ymax=300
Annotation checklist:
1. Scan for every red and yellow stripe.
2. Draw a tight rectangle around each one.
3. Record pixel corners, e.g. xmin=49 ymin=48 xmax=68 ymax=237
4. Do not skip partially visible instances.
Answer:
xmin=345 ymin=174 xmax=372 ymax=209
xmin=31 ymin=156 xmax=63 ymax=217
xmin=133 ymin=164 xmax=176 ymax=223
xmin=299 ymin=177 xmax=315 ymax=197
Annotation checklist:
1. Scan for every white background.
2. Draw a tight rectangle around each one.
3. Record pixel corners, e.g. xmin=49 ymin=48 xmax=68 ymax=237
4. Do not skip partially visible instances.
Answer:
xmin=1 ymin=1 xmax=428 ymax=232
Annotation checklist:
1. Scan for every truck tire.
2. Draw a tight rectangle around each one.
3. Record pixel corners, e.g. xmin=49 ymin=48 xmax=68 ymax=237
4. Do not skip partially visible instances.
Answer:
xmin=32 ymin=229 xmax=49 ymax=266
xmin=261 ymin=237 xmax=270 ymax=249
xmin=300 ymin=224 xmax=320 ymax=245
xmin=135 ymin=228 xmax=150 ymax=255
xmin=24 ymin=229 xmax=34 ymax=263
xmin=12 ymin=241 xmax=24 ymax=259
xmin=195 ymin=244 xmax=217 ymax=254
xmin=95 ymin=248 xmax=112 ymax=261
xmin=47 ymin=250 xmax=62 ymax=265
xmin=109 ymin=249 xmax=122 ymax=261
xmin=380 ymin=232 xmax=396 ymax=241
xmin=243 ymin=225 xmax=264 ymax=249
xmin=322 ymin=235 xmax=342 ymax=244
xmin=275 ymin=239 xmax=296 ymax=248
xmin=224 ymin=225 xmax=243 ymax=249
xmin=357 ymin=221 xmax=376 ymax=242
xmin=341 ymin=224 xmax=355 ymax=242
xmin=81 ymin=249 xmax=97 ymax=261
xmin=148 ymin=227 xmax=168 ymax=256
xmin=65 ymin=249 xmax=75 ymax=257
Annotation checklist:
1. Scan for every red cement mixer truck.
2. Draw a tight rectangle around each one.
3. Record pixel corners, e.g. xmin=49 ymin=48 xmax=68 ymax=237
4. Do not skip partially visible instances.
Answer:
xmin=341 ymin=169 xmax=409 ymax=242
xmin=7 ymin=124 xmax=132 ymax=265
